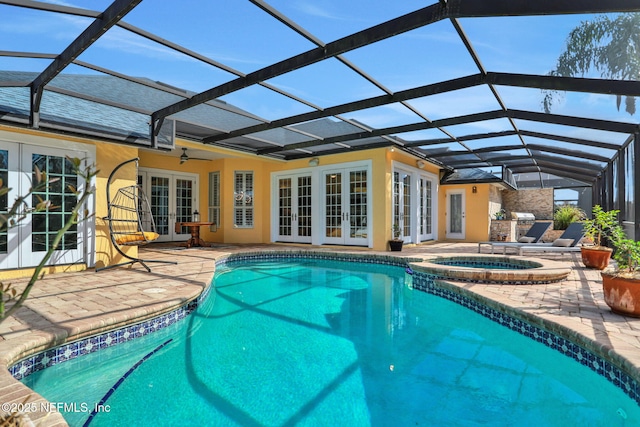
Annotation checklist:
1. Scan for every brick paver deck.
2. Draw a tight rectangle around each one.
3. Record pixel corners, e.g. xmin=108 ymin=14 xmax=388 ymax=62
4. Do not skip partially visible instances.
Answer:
xmin=1 ymin=242 xmax=639 ymax=426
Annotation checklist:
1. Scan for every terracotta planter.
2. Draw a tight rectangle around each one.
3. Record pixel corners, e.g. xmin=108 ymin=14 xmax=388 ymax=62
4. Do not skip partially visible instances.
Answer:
xmin=389 ymin=240 xmax=403 ymax=252
xmin=580 ymin=246 xmax=612 ymax=270
xmin=602 ymin=272 xmax=640 ymax=317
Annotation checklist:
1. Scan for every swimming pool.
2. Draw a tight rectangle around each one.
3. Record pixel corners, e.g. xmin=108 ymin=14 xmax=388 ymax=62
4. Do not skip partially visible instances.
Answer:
xmin=17 ymin=256 xmax=640 ymax=426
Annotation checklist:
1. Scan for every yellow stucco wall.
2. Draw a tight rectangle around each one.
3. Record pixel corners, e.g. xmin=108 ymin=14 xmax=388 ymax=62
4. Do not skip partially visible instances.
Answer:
xmin=438 ymin=183 xmax=491 ymax=242
xmin=95 ymin=143 xmax=140 ymax=270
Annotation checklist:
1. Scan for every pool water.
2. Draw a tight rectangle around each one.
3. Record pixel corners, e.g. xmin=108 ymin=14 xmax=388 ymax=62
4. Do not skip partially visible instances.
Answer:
xmin=22 ymin=259 xmax=639 ymax=426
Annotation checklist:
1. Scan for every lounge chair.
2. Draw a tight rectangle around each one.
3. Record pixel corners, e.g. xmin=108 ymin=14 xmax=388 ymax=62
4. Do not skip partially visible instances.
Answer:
xmin=478 ymin=221 xmax=552 ymax=254
xmin=517 ymin=222 xmax=586 ymax=256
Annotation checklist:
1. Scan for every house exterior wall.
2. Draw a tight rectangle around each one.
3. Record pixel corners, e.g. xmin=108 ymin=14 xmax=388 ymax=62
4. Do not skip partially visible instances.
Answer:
xmin=0 ymin=125 xmax=136 ymax=277
xmin=438 ymin=183 xmax=492 ymax=242
xmin=141 ymin=142 xmax=405 ymax=251
xmin=3 ymin=124 xmax=508 ymax=277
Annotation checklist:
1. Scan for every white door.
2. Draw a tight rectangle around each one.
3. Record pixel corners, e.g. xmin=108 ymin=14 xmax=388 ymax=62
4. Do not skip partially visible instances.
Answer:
xmin=0 ymin=141 xmax=19 ymax=269
xmin=20 ymin=145 xmax=89 ymax=266
xmin=276 ymin=174 xmax=312 ymax=243
xmin=323 ymin=168 xmax=368 ymax=246
xmin=1 ymin=141 xmax=94 ymax=269
xmin=446 ymin=189 xmax=465 ymax=239
xmin=418 ymin=176 xmax=435 ymax=241
xmin=140 ymin=169 xmax=198 ymax=243
xmin=393 ymin=170 xmax=412 ymax=243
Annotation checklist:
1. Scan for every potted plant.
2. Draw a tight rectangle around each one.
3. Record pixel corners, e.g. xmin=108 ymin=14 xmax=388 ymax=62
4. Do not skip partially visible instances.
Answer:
xmin=601 ymin=230 xmax=640 ymax=317
xmin=389 ymin=223 xmax=403 ymax=251
xmin=580 ymin=205 xmax=618 ymax=270
xmin=493 ymin=209 xmax=506 ymax=220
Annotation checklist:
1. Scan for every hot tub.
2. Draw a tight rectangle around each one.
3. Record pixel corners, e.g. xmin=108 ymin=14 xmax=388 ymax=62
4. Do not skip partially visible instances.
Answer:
xmin=410 ymin=255 xmax=571 ymax=284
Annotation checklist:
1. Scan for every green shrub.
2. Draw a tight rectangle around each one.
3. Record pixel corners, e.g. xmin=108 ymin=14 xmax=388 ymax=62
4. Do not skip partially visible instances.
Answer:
xmin=553 ymin=205 xmax=586 ymax=230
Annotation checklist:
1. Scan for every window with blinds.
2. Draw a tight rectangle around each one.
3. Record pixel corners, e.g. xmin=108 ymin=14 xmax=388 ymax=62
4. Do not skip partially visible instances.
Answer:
xmin=208 ymin=171 xmax=220 ymax=231
xmin=234 ymin=171 xmax=253 ymax=228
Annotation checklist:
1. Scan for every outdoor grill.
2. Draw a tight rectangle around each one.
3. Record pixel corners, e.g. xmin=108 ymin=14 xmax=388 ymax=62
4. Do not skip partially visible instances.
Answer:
xmin=512 ymin=212 xmax=536 ymax=239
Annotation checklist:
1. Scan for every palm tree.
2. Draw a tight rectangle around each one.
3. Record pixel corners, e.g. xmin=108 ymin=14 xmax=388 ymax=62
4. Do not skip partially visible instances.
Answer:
xmin=543 ymin=13 xmax=640 ymax=115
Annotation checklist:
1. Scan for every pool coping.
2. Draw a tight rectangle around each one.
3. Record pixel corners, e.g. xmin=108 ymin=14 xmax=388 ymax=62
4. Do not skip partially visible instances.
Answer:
xmin=411 ymin=254 xmax=572 ymax=284
xmin=2 ymin=248 xmax=640 ymax=425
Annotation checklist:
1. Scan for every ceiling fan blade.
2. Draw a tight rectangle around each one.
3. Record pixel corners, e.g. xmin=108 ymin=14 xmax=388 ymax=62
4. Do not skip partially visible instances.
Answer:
xmin=179 ymin=147 xmax=211 ymax=163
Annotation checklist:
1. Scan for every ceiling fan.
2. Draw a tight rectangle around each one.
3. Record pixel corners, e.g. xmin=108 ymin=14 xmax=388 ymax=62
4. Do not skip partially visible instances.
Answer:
xmin=179 ymin=147 xmax=211 ymax=164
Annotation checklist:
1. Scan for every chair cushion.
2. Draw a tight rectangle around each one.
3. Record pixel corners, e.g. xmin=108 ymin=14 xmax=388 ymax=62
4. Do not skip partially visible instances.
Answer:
xmin=115 ymin=231 xmax=160 ymax=245
xmin=518 ymin=236 xmax=536 ymax=243
xmin=552 ymin=238 xmax=574 ymax=247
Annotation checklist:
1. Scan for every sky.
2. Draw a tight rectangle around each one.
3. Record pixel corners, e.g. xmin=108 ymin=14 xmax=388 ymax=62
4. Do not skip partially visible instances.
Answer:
xmin=0 ymin=1 xmax=637 ymax=178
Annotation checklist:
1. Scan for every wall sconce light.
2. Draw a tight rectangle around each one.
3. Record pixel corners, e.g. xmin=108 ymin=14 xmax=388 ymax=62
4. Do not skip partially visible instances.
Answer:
xmin=388 ymin=146 xmax=395 ymax=152
xmin=308 ymin=157 xmax=319 ymax=167
xmin=416 ymin=160 xmax=425 ymax=169
xmin=472 ymin=186 xmax=477 ymax=194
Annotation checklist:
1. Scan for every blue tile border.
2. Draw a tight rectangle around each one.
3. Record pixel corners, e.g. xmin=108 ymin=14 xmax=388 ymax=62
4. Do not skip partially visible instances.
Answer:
xmin=430 ymin=259 xmax=529 ymax=270
xmin=8 ymin=251 xmax=640 ymax=408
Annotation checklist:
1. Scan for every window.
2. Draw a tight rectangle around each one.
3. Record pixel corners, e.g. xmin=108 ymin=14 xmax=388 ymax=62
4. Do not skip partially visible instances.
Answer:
xmin=208 ymin=171 xmax=220 ymax=231
xmin=234 ymin=171 xmax=253 ymax=228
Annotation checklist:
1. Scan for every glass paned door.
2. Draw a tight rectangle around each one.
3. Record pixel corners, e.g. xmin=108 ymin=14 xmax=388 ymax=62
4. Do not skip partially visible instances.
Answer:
xmin=392 ymin=170 xmax=412 ymax=243
xmin=347 ymin=170 xmax=367 ymax=244
xmin=0 ymin=142 xmax=18 ymax=269
xmin=141 ymin=170 xmax=197 ymax=242
xmin=276 ymin=174 xmax=312 ymax=243
xmin=402 ymin=172 xmax=411 ymax=240
xmin=150 ymin=175 xmax=171 ymax=237
xmin=21 ymin=145 xmax=87 ymax=266
xmin=419 ymin=177 xmax=434 ymax=241
xmin=278 ymin=177 xmax=292 ymax=239
xmin=325 ymin=172 xmax=343 ymax=242
xmin=446 ymin=189 xmax=465 ymax=239
xmin=297 ymin=175 xmax=312 ymax=240
xmin=324 ymin=168 xmax=369 ymax=246
xmin=175 ymin=178 xmax=194 ymax=233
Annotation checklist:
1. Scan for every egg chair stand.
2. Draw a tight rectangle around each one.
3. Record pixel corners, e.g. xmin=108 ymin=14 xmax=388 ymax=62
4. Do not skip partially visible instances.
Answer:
xmin=97 ymin=158 xmax=176 ymax=272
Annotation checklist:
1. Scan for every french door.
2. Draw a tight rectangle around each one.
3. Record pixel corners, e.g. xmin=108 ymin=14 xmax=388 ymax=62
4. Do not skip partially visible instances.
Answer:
xmin=139 ymin=169 xmax=198 ymax=242
xmin=0 ymin=142 xmax=18 ymax=269
xmin=276 ymin=173 xmax=312 ymax=243
xmin=393 ymin=170 xmax=412 ymax=242
xmin=392 ymin=165 xmax=437 ymax=243
xmin=1 ymin=141 xmax=91 ymax=269
xmin=418 ymin=176 xmax=434 ymax=241
xmin=323 ymin=168 xmax=368 ymax=246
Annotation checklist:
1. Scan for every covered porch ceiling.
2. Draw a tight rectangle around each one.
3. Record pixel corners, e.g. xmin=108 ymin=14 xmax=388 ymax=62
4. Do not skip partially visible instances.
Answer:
xmin=1 ymin=0 xmax=639 ymax=188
